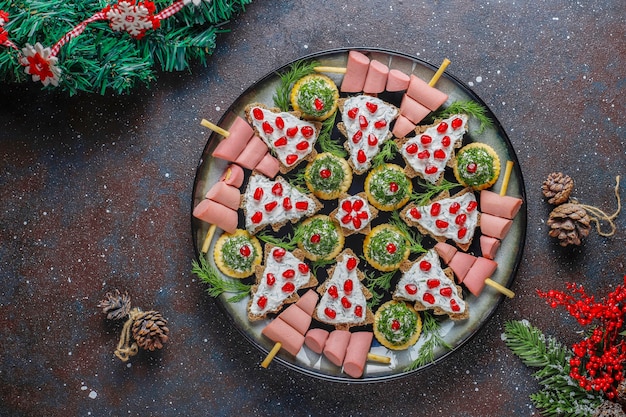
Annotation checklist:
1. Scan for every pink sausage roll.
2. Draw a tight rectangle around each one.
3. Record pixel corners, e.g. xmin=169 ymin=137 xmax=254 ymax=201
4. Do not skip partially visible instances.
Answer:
xmin=434 ymin=242 xmax=458 ymax=265
xmin=340 ymin=51 xmax=370 ymax=93
xmin=211 ymin=116 xmax=254 ymax=161
xmin=304 ymin=328 xmax=330 ymax=355
xmin=479 ymin=190 xmax=523 ymax=220
xmin=406 ymin=75 xmax=449 ymax=111
xmin=220 ymin=164 xmax=245 ymax=188
xmin=235 ymin=136 xmax=268 ymax=170
xmin=323 ymin=330 xmax=351 ymax=367
xmin=295 ymin=289 xmax=319 ymax=316
xmin=480 ymin=213 xmax=514 ymax=240
xmin=463 ymin=257 xmax=498 ymax=296
xmin=480 ymin=235 xmax=501 ymax=260
xmin=343 ymin=331 xmax=373 ymax=378
xmin=253 ymin=153 xmax=281 ymax=179
xmin=386 ymin=69 xmax=410 ymax=92
xmin=391 ymin=115 xmax=416 ymax=138
xmin=261 ymin=317 xmax=305 ymax=356
xmin=363 ymin=60 xmax=390 ymax=94
xmin=192 ymin=199 xmax=238 ymax=233
xmin=400 ymin=94 xmax=431 ymax=124
xmin=204 ymin=181 xmax=241 ymax=211
xmin=448 ymin=251 xmax=476 ymax=283
xmin=278 ymin=304 xmax=313 ymax=336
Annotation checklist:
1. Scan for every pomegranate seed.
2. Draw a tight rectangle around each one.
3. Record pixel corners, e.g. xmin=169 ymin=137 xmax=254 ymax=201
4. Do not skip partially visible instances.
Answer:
xmin=239 ymin=245 xmax=251 ymax=257
xmin=440 ymin=287 xmax=453 ymax=297
xmin=406 ymin=143 xmax=418 ymax=155
xmin=344 ymin=279 xmax=354 ymax=294
xmin=283 ymin=197 xmax=292 ymax=210
xmin=282 ymin=282 xmax=295 ymax=293
xmin=341 ymin=214 xmax=352 ymax=224
xmin=430 ymin=203 xmax=441 ymax=216
xmin=352 ymin=130 xmax=363 ymax=144
xmin=264 ymin=201 xmax=278 ymax=212
xmin=296 ymin=141 xmax=309 ymax=151
xmin=466 ymin=162 xmax=477 ymax=173
xmin=425 ymin=165 xmax=439 ymax=175
xmin=272 ymin=247 xmax=286 ymax=260
xmin=298 ymin=263 xmax=309 ymax=274
xmin=262 ymin=121 xmax=273 ymax=134
xmin=257 ymin=296 xmax=267 ymax=309
xmin=391 ymin=319 xmax=401 ymax=331
xmin=282 ymin=269 xmax=295 ymax=279
xmin=386 ymin=243 xmax=397 ymax=254
xmin=435 ymin=219 xmax=449 ymax=229
xmin=420 ymin=261 xmax=432 ymax=271
xmin=347 ymin=107 xmax=359 ymax=119
xmin=266 ymin=273 xmax=275 ymax=286
xmin=270 ymin=183 xmax=282 ymax=196
xmin=417 ymin=150 xmax=430 ymax=159
xmin=420 ymin=135 xmax=432 ymax=145
xmin=320 ymin=168 xmax=331 ymax=178
xmin=449 ymin=202 xmax=461 ymax=214
xmin=374 ymin=119 xmax=387 ymax=129
xmin=441 ymin=135 xmax=451 ymax=147
xmin=325 ymin=307 xmax=337 ymax=319
xmin=346 ymin=257 xmax=357 ymax=271
xmin=252 ymin=107 xmax=264 ymax=120
xmin=451 ymin=117 xmax=463 ymax=129
xmin=467 ymin=201 xmax=478 ymax=212
xmin=455 ymin=214 xmax=467 ymax=225
xmin=286 ymin=126 xmax=298 ymax=137
xmin=341 ymin=200 xmax=352 ymax=212
xmin=423 ymin=293 xmax=436 ymax=304
xmin=310 ymin=233 xmax=321 ymax=244
xmin=352 ymin=199 xmax=364 ymax=211
xmin=357 ymin=211 xmax=368 ymax=219
xmin=328 ymin=285 xmax=338 ymax=298
xmin=275 ymin=116 xmax=285 ymax=129
xmin=295 ymin=201 xmax=309 ymax=210
xmin=251 ymin=211 xmax=263 ymax=224
xmin=458 ymin=227 xmax=468 ymax=239
xmin=285 ymin=154 xmax=298 ymax=165
xmin=357 ymin=150 xmax=367 ymax=164
xmin=389 ymin=182 xmax=399 ymax=193
xmin=366 ymin=101 xmax=378 ymax=113
xmin=405 ymin=284 xmax=418 ymax=295
xmin=354 ymin=305 xmax=363 ymax=318
xmin=427 ymin=279 xmax=440 ymax=289
xmin=274 ymin=136 xmax=287 ymax=147
xmin=434 ymin=149 xmax=446 ymax=159
xmin=359 ymin=115 xmax=368 ymax=129
xmin=352 ymin=217 xmax=362 ymax=229
xmin=409 ymin=207 xmax=421 ymax=219
xmin=314 ymin=97 xmax=324 ymax=111
xmin=437 ymin=122 xmax=448 ymax=133
xmin=253 ymin=187 xmax=263 ymax=201
xmin=450 ymin=299 xmax=460 ymax=312
xmin=301 ymin=126 xmax=314 ymax=138
xmin=341 ymin=296 xmax=352 ymax=309
xmin=367 ymin=134 xmax=378 ymax=147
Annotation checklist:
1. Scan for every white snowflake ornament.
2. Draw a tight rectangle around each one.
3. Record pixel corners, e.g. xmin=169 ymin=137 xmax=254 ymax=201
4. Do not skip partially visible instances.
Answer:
xmin=182 ymin=0 xmax=211 ymax=6
xmin=20 ymin=43 xmax=61 ymax=87
xmin=106 ymin=0 xmax=158 ymax=39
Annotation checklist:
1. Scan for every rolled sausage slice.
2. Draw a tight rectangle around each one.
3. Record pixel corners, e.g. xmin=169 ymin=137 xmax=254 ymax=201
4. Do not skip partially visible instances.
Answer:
xmin=220 ymin=164 xmax=245 ymax=188
xmin=391 ymin=115 xmax=416 ymax=138
xmin=192 ymin=199 xmax=238 ymax=233
xmin=363 ymin=60 xmax=389 ymax=94
xmin=254 ymin=153 xmax=281 ymax=179
xmin=295 ymin=289 xmax=319 ymax=316
xmin=304 ymin=328 xmax=330 ymax=355
xmin=480 ymin=235 xmax=501 ymax=260
xmin=434 ymin=242 xmax=458 ymax=265
xmin=205 ymin=181 xmax=241 ymax=211
xmin=211 ymin=116 xmax=254 ymax=161
xmin=479 ymin=190 xmax=523 ymax=220
xmin=406 ymin=74 xmax=448 ymax=111
xmin=323 ymin=330 xmax=351 ymax=367
xmin=480 ymin=213 xmax=513 ymax=240
xmin=261 ymin=317 xmax=305 ymax=356
xmin=279 ymin=304 xmax=313 ymax=336
xmin=343 ymin=331 xmax=373 ymax=378
xmin=340 ymin=51 xmax=370 ymax=93
xmin=400 ymin=94 xmax=430 ymax=124
xmin=386 ymin=69 xmax=410 ymax=92
xmin=463 ymin=257 xmax=498 ymax=296
xmin=235 ymin=136 xmax=268 ymax=170
xmin=448 ymin=251 xmax=476 ymax=283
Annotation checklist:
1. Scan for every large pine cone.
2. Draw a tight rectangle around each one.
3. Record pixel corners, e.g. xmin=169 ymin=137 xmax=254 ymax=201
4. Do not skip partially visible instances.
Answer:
xmin=617 ymin=378 xmax=626 ymax=408
xmin=97 ymin=289 xmax=131 ymax=321
xmin=131 ymin=310 xmax=169 ymax=351
xmin=547 ymin=203 xmax=591 ymax=246
xmin=542 ymin=172 xmax=574 ymax=205
xmin=593 ymin=400 xmax=626 ymax=417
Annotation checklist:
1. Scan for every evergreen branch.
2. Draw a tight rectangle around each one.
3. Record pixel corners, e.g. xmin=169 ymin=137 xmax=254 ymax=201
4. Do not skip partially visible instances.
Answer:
xmin=430 ymin=100 xmax=493 ymax=133
xmin=410 ymin=178 xmax=462 ymax=206
xmin=388 ymin=210 xmax=426 ymax=255
xmin=316 ymin=111 xmax=347 ymax=157
xmin=503 ymin=320 xmax=604 ymax=417
xmin=272 ymin=59 xmax=319 ymax=111
xmin=404 ymin=312 xmax=452 ymax=371
xmin=191 ymin=254 xmax=251 ymax=303
xmin=371 ymin=140 xmax=397 ymax=169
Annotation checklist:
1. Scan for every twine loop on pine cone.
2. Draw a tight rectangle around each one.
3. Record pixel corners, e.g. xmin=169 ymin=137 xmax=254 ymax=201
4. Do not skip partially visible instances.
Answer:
xmin=573 ymin=175 xmax=621 ymax=237
xmin=114 ymin=308 xmax=143 ymax=362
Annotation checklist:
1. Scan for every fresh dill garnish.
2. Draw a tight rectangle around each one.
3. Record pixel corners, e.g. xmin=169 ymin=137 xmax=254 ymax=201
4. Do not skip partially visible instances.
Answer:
xmin=430 ymin=100 xmax=493 ymax=133
xmin=388 ymin=210 xmax=426 ymax=255
xmin=371 ymin=140 xmax=398 ymax=169
xmin=273 ymin=60 xmax=319 ymax=112
xmin=191 ymin=254 xmax=251 ymax=303
xmin=256 ymin=227 xmax=305 ymax=251
xmin=364 ymin=269 xmax=397 ymax=310
xmin=404 ymin=312 xmax=452 ymax=371
xmin=316 ymin=111 xmax=347 ymax=157
xmin=285 ymin=169 xmax=309 ymax=194
xmin=311 ymin=258 xmax=336 ymax=275
xmin=410 ymin=178 xmax=462 ymax=206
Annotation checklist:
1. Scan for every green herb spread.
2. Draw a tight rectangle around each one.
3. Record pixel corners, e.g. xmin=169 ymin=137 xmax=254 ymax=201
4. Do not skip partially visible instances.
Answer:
xmin=456 ymin=146 xmax=497 ymax=187
xmin=301 ymin=217 xmax=340 ymax=257
xmin=221 ymin=235 xmax=258 ymax=272
xmin=368 ymin=227 xmax=408 ymax=266
xmin=376 ymin=302 xmax=419 ymax=346
xmin=369 ymin=167 xmax=410 ymax=206
xmin=294 ymin=77 xmax=337 ymax=118
xmin=307 ymin=154 xmax=345 ymax=192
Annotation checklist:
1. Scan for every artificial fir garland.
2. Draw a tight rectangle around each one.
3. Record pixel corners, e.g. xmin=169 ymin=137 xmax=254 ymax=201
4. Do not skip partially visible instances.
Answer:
xmin=0 ymin=0 xmax=252 ymax=95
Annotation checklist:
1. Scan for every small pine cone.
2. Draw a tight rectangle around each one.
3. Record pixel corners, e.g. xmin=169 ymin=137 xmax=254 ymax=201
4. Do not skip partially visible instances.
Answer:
xmin=97 ymin=289 xmax=131 ymax=320
xmin=617 ymin=379 xmax=626 ymax=408
xmin=131 ymin=310 xmax=169 ymax=351
xmin=542 ymin=172 xmax=574 ymax=205
xmin=547 ymin=203 xmax=591 ymax=246
xmin=592 ymin=400 xmax=626 ymax=417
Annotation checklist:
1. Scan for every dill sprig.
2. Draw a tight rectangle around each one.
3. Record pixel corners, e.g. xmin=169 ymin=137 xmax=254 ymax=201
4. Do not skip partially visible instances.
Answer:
xmin=371 ymin=140 xmax=398 ymax=169
xmin=411 ymin=178 xmax=462 ymax=206
xmin=364 ymin=269 xmax=397 ymax=310
xmin=317 ymin=111 xmax=347 ymax=157
xmin=191 ymin=254 xmax=251 ymax=303
xmin=431 ymin=100 xmax=493 ymax=133
xmin=388 ymin=210 xmax=426 ymax=255
xmin=404 ymin=311 xmax=452 ymax=371
xmin=256 ymin=227 xmax=305 ymax=251
xmin=503 ymin=320 xmax=603 ymax=417
xmin=273 ymin=59 xmax=319 ymax=111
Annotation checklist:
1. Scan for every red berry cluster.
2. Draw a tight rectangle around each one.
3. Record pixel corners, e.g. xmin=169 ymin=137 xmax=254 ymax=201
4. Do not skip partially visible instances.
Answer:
xmin=537 ymin=276 xmax=626 ymax=399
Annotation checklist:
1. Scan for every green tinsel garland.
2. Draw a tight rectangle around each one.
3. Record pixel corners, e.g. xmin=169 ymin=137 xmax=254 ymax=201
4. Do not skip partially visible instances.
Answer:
xmin=0 ymin=0 xmax=252 ymax=95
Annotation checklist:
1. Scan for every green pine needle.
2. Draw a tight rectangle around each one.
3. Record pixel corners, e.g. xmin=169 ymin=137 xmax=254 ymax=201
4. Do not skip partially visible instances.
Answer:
xmin=503 ymin=320 xmax=603 ymax=417
xmin=191 ymin=253 xmax=251 ymax=303
xmin=404 ymin=311 xmax=452 ymax=371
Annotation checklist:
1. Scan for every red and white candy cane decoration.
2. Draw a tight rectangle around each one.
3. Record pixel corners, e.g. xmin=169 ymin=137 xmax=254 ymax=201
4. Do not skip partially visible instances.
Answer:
xmin=0 ymin=0 xmax=201 ymax=87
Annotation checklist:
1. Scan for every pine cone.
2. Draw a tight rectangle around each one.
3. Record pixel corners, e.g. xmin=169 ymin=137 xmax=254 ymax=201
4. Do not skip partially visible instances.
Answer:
xmin=617 ymin=379 xmax=626 ymax=408
xmin=547 ymin=203 xmax=591 ymax=246
xmin=592 ymin=400 xmax=626 ymax=417
xmin=131 ymin=310 xmax=169 ymax=351
xmin=542 ymin=172 xmax=574 ymax=205
xmin=97 ymin=289 xmax=131 ymax=320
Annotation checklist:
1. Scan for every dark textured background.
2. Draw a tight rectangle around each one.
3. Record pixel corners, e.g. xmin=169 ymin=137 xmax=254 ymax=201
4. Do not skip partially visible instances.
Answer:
xmin=1 ymin=1 xmax=625 ymax=416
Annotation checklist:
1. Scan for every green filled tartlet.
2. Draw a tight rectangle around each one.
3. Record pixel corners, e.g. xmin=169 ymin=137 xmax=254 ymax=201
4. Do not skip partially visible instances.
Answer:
xmin=213 ymin=229 xmax=263 ymax=278
xmin=290 ymin=74 xmax=339 ymax=121
xmin=304 ymin=152 xmax=352 ymax=200
xmin=363 ymin=224 xmax=410 ymax=272
xmin=297 ymin=215 xmax=345 ymax=261
xmin=373 ymin=301 xmax=422 ymax=350
xmin=453 ymin=143 xmax=501 ymax=190
xmin=364 ymin=163 xmax=412 ymax=211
